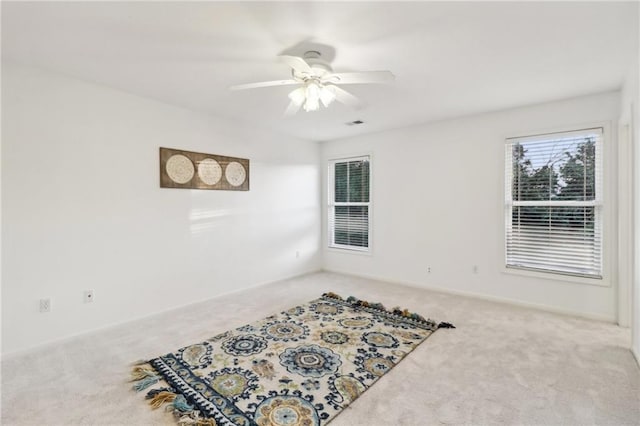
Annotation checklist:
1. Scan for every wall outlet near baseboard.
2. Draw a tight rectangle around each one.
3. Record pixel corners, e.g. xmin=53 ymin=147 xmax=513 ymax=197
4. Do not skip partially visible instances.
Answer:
xmin=39 ymin=298 xmax=51 ymax=313
xmin=84 ymin=290 xmax=94 ymax=303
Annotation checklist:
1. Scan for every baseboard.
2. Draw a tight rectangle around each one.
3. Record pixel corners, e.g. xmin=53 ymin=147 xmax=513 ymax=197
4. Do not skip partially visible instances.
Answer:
xmin=1 ymin=268 xmax=322 ymax=361
xmin=322 ymin=268 xmax=615 ymax=323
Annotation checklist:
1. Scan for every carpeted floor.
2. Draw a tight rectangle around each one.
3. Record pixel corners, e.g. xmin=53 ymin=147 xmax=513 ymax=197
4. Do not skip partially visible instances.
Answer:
xmin=2 ymin=272 xmax=639 ymax=425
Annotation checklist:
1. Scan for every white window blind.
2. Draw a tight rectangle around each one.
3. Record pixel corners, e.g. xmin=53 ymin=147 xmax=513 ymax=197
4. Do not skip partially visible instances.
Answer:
xmin=505 ymin=128 xmax=603 ymax=278
xmin=328 ymin=156 xmax=370 ymax=251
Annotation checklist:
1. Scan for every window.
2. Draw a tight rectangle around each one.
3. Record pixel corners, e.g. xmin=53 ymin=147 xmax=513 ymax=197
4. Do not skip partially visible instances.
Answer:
xmin=505 ymin=128 xmax=603 ymax=278
xmin=328 ymin=156 xmax=371 ymax=251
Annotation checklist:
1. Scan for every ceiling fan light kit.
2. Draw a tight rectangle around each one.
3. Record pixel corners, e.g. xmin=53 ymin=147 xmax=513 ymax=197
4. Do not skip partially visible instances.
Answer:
xmin=230 ymin=49 xmax=395 ymax=115
xmin=288 ymin=81 xmax=336 ymax=112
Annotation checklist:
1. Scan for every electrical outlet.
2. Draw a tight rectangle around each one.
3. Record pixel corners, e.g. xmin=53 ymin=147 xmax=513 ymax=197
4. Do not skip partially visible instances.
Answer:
xmin=427 ymin=266 xmax=431 ymax=273
xmin=39 ymin=298 xmax=51 ymax=313
xmin=84 ymin=290 xmax=94 ymax=303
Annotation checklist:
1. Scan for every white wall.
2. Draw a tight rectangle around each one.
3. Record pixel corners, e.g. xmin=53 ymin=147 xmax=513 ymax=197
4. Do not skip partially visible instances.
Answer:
xmin=322 ymin=92 xmax=621 ymax=321
xmin=618 ymin=3 xmax=639 ymax=365
xmin=1 ymin=64 xmax=321 ymax=355
xmin=620 ymin=37 xmax=640 ymax=363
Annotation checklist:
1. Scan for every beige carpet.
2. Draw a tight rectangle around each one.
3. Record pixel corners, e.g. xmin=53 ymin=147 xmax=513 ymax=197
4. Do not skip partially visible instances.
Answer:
xmin=2 ymin=272 xmax=639 ymax=425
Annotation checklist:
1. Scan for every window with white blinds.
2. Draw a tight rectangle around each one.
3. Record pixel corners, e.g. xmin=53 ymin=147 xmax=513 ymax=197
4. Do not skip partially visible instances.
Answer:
xmin=505 ymin=128 xmax=603 ymax=278
xmin=328 ymin=156 xmax=371 ymax=251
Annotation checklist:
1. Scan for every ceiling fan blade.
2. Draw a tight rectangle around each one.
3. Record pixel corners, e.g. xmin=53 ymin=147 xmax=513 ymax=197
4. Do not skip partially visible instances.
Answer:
xmin=229 ymin=79 xmax=298 ymax=91
xmin=327 ymin=85 xmax=363 ymax=109
xmin=322 ymin=71 xmax=395 ymax=85
xmin=284 ymin=100 xmax=302 ymax=117
xmin=279 ymin=55 xmax=312 ymax=74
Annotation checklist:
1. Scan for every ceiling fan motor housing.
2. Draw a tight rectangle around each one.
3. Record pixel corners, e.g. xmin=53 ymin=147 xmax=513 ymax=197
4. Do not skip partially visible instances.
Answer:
xmin=296 ymin=50 xmax=332 ymax=78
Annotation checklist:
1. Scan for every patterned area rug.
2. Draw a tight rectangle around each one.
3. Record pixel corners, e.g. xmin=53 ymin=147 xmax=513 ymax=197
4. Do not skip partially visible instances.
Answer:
xmin=131 ymin=292 xmax=453 ymax=426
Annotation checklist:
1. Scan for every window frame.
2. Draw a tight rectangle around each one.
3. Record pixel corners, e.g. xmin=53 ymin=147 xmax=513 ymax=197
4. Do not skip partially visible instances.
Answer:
xmin=503 ymin=126 xmax=608 ymax=284
xmin=327 ymin=155 xmax=372 ymax=252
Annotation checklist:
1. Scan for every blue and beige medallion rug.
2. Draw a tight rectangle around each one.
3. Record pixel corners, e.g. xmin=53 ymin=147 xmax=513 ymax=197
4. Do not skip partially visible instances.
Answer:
xmin=131 ymin=292 xmax=454 ymax=426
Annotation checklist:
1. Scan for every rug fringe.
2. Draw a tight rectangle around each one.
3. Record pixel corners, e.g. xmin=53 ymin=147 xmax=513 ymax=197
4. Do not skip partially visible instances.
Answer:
xmin=322 ymin=292 xmax=454 ymax=329
xmin=130 ymin=365 xmax=159 ymax=382
xmin=347 ymin=295 xmax=387 ymax=312
xmin=325 ymin=292 xmax=428 ymax=322
xmin=132 ymin=364 xmax=210 ymax=423
xmin=438 ymin=322 xmax=456 ymax=329
xmin=133 ymin=375 xmax=160 ymax=392
xmin=176 ymin=413 xmax=218 ymax=426
xmin=390 ymin=306 xmax=427 ymax=322
xmin=195 ymin=419 xmax=218 ymax=426
xmin=170 ymin=394 xmax=193 ymax=413
xmin=131 ymin=363 xmax=162 ymax=392
xmin=143 ymin=388 xmax=216 ymax=425
xmin=147 ymin=390 xmax=177 ymax=409
xmin=322 ymin=292 xmax=343 ymax=300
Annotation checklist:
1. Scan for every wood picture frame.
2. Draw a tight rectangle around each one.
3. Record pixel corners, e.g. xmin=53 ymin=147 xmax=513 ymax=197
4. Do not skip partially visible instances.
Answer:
xmin=159 ymin=147 xmax=250 ymax=191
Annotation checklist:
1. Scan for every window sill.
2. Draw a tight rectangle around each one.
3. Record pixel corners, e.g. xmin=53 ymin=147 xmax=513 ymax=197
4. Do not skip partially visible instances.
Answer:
xmin=326 ymin=246 xmax=372 ymax=256
xmin=502 ymin=266 xmax=610 ymax=287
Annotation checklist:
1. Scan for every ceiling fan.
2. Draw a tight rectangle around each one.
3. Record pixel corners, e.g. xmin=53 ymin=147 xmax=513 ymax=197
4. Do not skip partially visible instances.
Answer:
xmin=229 ymin=50 xmax=395 ymax=115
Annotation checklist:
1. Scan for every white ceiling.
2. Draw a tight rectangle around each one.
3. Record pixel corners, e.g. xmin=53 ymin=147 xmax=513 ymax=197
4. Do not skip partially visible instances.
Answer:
xmin=2 ymin=1 xmax=638 ymax=141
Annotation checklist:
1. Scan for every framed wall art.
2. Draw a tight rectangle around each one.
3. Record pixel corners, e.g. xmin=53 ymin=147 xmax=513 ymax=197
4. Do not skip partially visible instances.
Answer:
xmin=159 ymin=147 xmax=250 ymax=191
